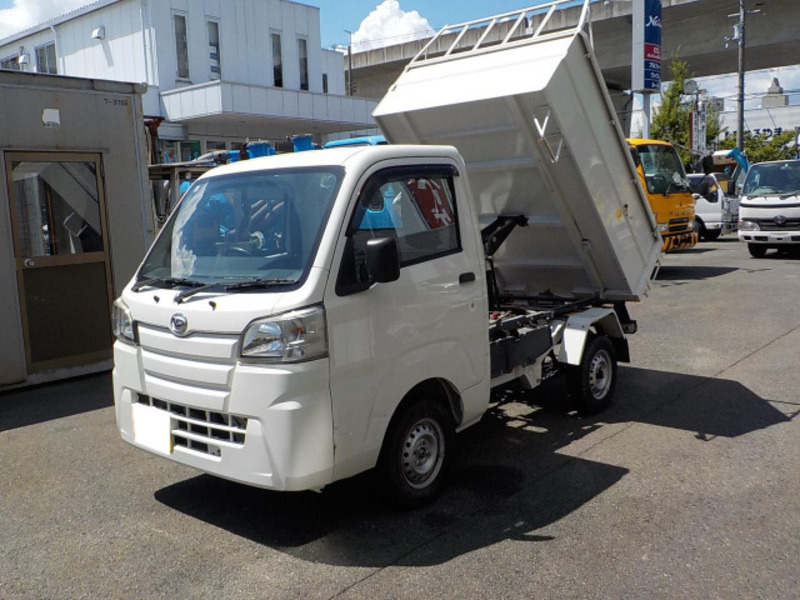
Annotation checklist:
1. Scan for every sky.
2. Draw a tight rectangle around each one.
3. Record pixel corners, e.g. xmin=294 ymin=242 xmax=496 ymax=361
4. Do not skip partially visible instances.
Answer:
xmin=1 ymin=0 xmax=798 ymax=117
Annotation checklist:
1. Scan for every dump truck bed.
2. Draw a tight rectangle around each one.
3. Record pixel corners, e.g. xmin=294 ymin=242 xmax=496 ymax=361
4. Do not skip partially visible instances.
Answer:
xmin=373 ymin=0 xmax=660 ymax=302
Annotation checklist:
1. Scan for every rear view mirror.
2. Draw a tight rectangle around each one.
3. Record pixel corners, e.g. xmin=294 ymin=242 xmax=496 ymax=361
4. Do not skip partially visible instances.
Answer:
xmin=366 ymin=237 xmax=400 ymax=284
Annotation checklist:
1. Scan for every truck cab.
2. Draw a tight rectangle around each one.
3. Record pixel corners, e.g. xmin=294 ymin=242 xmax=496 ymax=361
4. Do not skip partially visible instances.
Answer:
xmin=687 ymin=172 xmax=739 ymax=240
xmin=738 ymin=159 xmax=800 ymax=257
xmin=627 ymin=139 xmax=698 ymax=252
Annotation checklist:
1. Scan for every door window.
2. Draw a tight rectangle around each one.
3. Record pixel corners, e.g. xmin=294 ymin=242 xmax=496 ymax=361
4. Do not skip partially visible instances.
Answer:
xmin=337 ymin=165 xmax=460 ymax=294
xmin=10 ymin=160 xmax=104 ymax=257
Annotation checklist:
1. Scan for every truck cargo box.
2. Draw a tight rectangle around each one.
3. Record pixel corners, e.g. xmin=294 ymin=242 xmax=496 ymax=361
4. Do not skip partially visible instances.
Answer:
xmin=373 ymin=0 xmax=661 ymax=302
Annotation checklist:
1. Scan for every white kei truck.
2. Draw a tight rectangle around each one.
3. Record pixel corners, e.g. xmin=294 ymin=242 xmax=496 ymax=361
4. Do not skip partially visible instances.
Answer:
xmin=112 ymin=0 xmax=661 ymax=507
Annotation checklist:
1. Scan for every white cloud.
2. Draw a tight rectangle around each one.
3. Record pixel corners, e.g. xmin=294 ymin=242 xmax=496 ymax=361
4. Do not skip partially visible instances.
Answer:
xmin=0 ymin=0 xmax=89 ymax=41
xmin=351 ymin=0 xmax=433 ymax=52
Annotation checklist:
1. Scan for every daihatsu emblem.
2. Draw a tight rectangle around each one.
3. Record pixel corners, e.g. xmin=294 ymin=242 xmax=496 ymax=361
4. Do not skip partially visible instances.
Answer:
xmin=774 ymin=215 xmax=787 ymax=226
xmin=170 ymin=313 xmax=188 ymax=337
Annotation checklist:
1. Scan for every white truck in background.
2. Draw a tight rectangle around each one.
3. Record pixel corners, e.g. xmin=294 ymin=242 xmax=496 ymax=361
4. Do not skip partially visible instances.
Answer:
xmin=738 ymin=159 xmax=800 ymax=257
xmin=112 ymin=0 xmax=661 ymax=506
xmin=688 ymin=172 xmax=739 ymax=241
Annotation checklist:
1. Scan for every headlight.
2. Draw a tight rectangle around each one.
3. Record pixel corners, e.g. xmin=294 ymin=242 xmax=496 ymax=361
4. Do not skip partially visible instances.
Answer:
xmin=658 ymin=223 xmax=669 ymax=233
xmin=739 ymin=220 xmax=760 ymax=231
xmin=241 ymin=305 xmax=328 ymax=362
xmin=112 ymin=299 xmax=136 ymax=345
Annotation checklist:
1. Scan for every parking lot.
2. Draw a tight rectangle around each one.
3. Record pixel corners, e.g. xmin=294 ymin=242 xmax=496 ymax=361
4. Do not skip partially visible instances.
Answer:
xmin=2 ymin=236 xmax=800 ymax=600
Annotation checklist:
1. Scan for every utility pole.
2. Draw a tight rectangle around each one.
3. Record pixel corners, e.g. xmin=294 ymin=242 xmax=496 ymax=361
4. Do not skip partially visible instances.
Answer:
xmin=729 ymin=0 xmax=762 ymax=152
xmin=345 ymin=30 xmax=353 ymax=96
xmin=736 ymin=0 xmax=745 ymax=152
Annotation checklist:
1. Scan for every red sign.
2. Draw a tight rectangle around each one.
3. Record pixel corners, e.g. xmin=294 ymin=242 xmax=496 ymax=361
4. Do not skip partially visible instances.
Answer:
xmin=644 ymin=43 xmax=661 ymax=62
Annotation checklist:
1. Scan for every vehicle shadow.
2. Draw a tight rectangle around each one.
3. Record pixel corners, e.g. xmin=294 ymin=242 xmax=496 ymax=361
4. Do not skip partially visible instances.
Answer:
xmin=0 ymin=372 xmax=112 ymax=433
xmin=154 ymin=366 xmax=792 ymax=567
xmin=655 ymin=265 xmax=737 ymax=281
xmin=669 ymin=246 xmax=716 ymax=254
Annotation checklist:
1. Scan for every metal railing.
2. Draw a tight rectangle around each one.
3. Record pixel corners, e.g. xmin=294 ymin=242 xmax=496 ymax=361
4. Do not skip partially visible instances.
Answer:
xmin=409 ymin=0 xmax=592 ymax=69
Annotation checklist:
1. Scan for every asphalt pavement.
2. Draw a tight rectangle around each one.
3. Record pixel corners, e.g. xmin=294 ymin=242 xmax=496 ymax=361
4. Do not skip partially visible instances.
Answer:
xmin=2 ymin=236 xmax=799 ymax=599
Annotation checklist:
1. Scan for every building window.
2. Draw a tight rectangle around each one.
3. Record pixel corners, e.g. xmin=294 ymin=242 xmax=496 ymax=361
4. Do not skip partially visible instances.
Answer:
xmin=208 ymin=21 xmax=221 ymax=80
xmin=322 ymin=73 xmax=328 ymax=94
xmin=180 ymin=140 xmax=201 ymax=162
xmin=1 ymin=55 xmax=21 ymax=71
xmin=271 ymin=33 xmax=283 ymax=88
xmin=35 ymin=43 xmax=57 ymax=74
xmin=174 ymin=13 xmax=190 ymax=80
xmin=298 ymin=38 xmax=308 ymax=91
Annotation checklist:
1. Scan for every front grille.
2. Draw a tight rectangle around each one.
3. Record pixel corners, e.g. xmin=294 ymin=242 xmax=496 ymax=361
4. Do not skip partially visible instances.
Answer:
xmin=668 ymin=217 xmax=691 ymax=233
xmin=756 ymin=218 xmax=800 ymax=231
xmin=137 ymin=394 xmax=247 ymax=457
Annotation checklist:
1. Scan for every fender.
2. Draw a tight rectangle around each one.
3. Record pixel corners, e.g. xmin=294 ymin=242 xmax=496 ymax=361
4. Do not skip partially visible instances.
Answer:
xmin=557 ymin=307 xmax=629 ymax=366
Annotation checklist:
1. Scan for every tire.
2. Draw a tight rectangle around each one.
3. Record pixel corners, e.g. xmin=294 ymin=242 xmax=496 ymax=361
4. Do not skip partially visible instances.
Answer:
xmin=379 ymin=398 xmax=454 ymax=508
xmin=704 ymin=229 xmax=721 ymax=241
xmin=695 ymin=219 xmax=706 ymax=241
xmin=748 ymin=243 xmax=767 ymax=258
xmin=567 ymin=335 xmax=617 ymax=415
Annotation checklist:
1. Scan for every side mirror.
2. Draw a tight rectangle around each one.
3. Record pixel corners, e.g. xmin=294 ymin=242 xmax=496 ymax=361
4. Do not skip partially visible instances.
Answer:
xmin=692 ymin=193 xmax=701 ymax=203
xmin=366 ymin=237 xmax=400 ymax=284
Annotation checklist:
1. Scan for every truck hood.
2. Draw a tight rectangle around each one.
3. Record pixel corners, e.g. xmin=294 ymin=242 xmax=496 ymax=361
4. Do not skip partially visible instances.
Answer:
xmin=740 ymin=194 xmax=800 ymax=208
xmin=120 ymin=267 xmax=329 ymax=336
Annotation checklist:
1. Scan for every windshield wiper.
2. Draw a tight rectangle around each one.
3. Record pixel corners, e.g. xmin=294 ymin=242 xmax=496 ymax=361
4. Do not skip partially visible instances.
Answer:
xmin=132 ymin=277 xmax=205 ymax=292
xmin=174 ymin=278 xmax=295 ymax=303
xmin=779 ymin=189 xmax=800 ymax=199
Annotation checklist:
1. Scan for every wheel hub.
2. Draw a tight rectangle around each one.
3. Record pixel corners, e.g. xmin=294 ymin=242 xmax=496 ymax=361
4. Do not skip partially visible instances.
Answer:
xmin=588 ymin=349 xmax=612 ymax=399
xmin=401 ymin=418 xmax=444 ymax=489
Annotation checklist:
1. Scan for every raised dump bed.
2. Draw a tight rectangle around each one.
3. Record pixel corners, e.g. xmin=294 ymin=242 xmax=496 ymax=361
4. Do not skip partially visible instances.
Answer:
xmin=373 ymin=0 xmax=661 ymax=302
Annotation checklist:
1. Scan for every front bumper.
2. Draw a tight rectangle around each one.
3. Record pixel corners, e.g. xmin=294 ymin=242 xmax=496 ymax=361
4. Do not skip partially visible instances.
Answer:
xmin=113 ymin=341 xmax=335 ymax=491
xmin=739 ymin=230 xmax=800 ymax=245
xmin=705 ymin=221 xmax=738 ymax=234
xmin=661 ymin=231 xmax=698 ymax=252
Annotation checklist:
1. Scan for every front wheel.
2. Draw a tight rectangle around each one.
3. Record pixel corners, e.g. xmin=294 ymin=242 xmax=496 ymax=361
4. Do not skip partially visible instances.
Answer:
xmin=695 ymin=219 xmax=707 ymax=241
xmin=379 ymin=398 xmax=454 ymax=508
xmin=704 ymin=229 xmax=721 ymax=241
xmin=748 ymin=243 xmax=767 ymax=258
xmin=567 ymin=336 xmax=617 ymax=415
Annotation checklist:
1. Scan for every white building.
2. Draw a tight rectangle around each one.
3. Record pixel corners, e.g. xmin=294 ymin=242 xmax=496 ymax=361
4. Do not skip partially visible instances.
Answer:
xmin=718 ymin=78 xmax=800 ymax=148
xmin=0 ymin=0 xmax=377 ymax=160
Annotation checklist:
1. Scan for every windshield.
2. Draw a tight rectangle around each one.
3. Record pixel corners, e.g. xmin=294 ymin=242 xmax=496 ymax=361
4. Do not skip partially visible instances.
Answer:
xmin=742 ymin=161 xmax=800 ymax=197
xmin=636 ymin=144 xmax=690 ymax=195
xmin=137 ymin=166 xmax=343 ymax=288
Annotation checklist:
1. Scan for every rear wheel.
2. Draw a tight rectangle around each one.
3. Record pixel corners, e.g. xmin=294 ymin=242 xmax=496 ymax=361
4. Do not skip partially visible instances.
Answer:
xmin=748 ymin=243 xmax=767 ymax=258
xmin=567 ymin=336 xmax=617 ymax=415
xmin=380 ymin=398 xmax=454 ymax=508
xmin=704 ymin=229 xmax=721 ymax=241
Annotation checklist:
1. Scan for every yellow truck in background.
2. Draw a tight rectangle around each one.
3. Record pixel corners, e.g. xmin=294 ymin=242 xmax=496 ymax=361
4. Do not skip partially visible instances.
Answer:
xmin=627 ymin=139 xmax=698 ymax=252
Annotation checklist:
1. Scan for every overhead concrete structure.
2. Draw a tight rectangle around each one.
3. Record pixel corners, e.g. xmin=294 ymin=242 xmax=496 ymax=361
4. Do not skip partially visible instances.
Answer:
xmin=350 ymin=0 xmax=800 ymax=100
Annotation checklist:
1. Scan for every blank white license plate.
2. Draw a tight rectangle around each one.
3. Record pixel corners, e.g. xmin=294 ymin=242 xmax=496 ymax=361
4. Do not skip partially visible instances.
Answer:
xmin=132 ymin=403 xmax=173 ymax=455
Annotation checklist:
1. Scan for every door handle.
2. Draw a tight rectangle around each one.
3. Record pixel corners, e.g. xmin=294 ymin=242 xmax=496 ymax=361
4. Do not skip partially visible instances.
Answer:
xmin=24 ymin=259 xmax=35 ymax=268
xmin=458 ymin=272 xmax=476 ymax=284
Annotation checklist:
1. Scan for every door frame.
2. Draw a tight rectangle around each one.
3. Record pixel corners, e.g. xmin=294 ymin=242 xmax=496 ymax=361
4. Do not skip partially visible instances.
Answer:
xmin=5 ymin=151 xmax=114 ymax=373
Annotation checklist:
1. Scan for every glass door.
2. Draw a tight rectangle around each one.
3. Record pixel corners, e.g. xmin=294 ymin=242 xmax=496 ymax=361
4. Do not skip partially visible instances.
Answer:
xmin=5 ymin=152 xmax=113 ymax=373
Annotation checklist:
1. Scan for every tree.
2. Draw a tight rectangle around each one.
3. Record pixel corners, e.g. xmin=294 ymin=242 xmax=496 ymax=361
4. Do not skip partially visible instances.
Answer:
xmin=649 ymin=51 xmax=724 ymax=169
xmin=718 ymin=130 xmax=798 ymax=163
